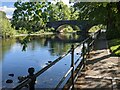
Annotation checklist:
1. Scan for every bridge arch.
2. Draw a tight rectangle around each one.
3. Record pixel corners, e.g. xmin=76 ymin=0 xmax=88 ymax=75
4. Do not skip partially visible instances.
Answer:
xmin=88 ymin=24 xmax=105 ymax=32
xmin=56 ymin=24 xmax=81 ymax=33
xmin=46 ymin=20 xmax=88 ymax=31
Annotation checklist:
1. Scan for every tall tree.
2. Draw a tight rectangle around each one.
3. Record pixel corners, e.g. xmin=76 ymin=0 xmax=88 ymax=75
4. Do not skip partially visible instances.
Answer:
xmin=73 ymin=2 xmax=120 ymax=39
xmin=0 ymin=11 xmax=15 ymax=38
xmin=12 ymin=2 xmax=47 ymax=32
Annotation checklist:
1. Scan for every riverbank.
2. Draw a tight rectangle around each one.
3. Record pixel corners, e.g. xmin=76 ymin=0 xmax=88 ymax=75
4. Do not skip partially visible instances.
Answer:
xmin=14 ymin=32 xmax=54 ymax=37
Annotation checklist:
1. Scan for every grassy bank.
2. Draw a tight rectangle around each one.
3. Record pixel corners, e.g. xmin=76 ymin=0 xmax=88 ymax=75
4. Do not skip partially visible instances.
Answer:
xmin=108 ymin=39 xmax=120 ymax=56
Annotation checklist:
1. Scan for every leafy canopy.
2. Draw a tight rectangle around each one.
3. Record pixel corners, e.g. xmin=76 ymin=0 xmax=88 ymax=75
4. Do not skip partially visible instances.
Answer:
xmin=12 ymin=1 xmax=79 ymax=32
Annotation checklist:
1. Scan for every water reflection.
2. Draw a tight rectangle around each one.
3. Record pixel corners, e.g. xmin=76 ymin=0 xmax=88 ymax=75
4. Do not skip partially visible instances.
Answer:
xmin=15 ymin=33 xmax=83 ymax=56
xmin=1 ymin=33 xmax=84 ymax=88
xmin=0 ymin=39 xmax=16 ymax=61
xmin=0 ymin=39 xmax=2 ymax=61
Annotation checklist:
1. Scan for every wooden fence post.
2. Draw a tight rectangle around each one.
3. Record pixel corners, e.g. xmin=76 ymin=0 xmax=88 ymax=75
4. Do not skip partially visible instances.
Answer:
xmin=71 ymin=45 xmax=74 ymax=89
xmin=28 ymin=67 xmax=36 ymax=90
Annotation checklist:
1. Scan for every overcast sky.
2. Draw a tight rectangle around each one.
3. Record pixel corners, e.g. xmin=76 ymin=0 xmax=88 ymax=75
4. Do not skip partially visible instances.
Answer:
xmin=0 ymin=0 xmax=70 ymax=19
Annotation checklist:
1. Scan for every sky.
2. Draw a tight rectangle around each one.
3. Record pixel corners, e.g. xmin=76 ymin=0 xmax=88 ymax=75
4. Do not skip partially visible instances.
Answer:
xmin=0 ymin=0 xmax=70 ymax=19
xmin=0 ymin=2 xmax=15 ymax=18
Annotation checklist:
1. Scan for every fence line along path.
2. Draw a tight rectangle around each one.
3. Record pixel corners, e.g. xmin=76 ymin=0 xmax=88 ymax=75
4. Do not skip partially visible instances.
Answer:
xmin=71 ymin=31 xmax=120 ymax=90
xmin=13 ymin=30 xmax=101 ymax=90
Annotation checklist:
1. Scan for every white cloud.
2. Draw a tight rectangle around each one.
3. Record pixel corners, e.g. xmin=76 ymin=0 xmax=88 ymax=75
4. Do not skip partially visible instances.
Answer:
xmin=0 ymin=6 xmax=15 ymax=18
xmin=0 ymin=0 xmax=17 ymax=2
xmin=0 ymin=6 xmax=15 ymax=13
xmin=6 ymin=15 xmax=12 ymax=19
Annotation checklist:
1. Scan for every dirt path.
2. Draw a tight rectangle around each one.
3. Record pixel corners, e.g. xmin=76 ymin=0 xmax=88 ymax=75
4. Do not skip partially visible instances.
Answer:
xmin=74 ymin=32 xmax=120 ymax=90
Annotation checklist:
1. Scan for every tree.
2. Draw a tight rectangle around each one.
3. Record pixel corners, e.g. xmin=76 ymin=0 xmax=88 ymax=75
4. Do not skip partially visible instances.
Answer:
xmin=12 ymin=1 xmax=79 ymax=32
xmin=0 ymin=11 xmax=15 ymax=38
xmin=69 ymin=6 xmax=79 ymax=20
xmin=12 ymin=2 xmax=47 ymax=32
xmin=73 ymin=2 xmax=120 ymax=39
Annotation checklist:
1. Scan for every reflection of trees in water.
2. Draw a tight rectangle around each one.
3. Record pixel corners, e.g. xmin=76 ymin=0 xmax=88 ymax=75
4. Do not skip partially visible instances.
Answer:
xmin=56 ymin=33 xmax=81 ymax=41
xmin=42 ymin=33 xmax=82 ymax=56
xmin=18 ymin=34 xmax=81 ymax=56
xmin=48 ymin=41 xmax=71 ymax=56
xmin=1 ymin=39 xmax=16 ymax=61
xmin=0 ymin=39 xmax=2 ymax=61
xmin=27 ymin=33 xmax=82 ymax=56
xmin=16 ymin=35 xmax=54 ymax=51
xmin=1 ymin=33 xmax=82 ymax=61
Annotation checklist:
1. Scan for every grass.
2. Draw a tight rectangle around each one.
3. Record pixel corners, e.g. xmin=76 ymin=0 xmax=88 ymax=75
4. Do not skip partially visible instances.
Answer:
xmin=108 ymin=39 xmax=120 ymax=56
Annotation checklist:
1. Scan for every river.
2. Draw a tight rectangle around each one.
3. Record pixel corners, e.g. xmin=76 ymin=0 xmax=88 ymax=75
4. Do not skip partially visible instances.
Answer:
xmin=0 ymin=33 xmax=85 ymax=89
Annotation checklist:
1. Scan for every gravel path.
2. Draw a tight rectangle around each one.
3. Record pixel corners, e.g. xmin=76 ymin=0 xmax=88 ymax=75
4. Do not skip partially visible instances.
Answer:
xmin=74 ymin=32 xmax=120 ymax=90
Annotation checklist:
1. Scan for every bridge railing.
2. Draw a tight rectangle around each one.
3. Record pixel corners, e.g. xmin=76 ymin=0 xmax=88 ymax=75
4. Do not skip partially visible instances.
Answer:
xmin=12 ymin=30 xmax=101 ymax=90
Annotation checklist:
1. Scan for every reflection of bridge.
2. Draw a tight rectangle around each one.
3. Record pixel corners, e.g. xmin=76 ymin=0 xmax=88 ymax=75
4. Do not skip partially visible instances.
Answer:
xmin=46 ymin=20 xmax=95 ymax=34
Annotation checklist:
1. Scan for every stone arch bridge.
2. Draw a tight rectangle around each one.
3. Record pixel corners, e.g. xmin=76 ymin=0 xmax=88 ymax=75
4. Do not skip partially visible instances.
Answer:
xmin=46 ymin=20 xmax=96 ymax=34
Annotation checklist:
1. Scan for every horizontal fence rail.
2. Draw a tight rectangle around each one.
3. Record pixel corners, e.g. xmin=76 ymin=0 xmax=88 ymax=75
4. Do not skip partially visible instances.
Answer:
xmin=12 ymin=30 xmax=101 ymax=90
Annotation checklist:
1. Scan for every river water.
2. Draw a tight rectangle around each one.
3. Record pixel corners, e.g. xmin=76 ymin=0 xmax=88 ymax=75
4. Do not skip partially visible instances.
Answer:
xmin=0 ymin=33 xmax=85 ymax=89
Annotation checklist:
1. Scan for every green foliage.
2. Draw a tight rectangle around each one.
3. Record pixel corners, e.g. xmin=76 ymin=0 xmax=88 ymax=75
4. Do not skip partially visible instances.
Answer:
xmin=45 ymin=27 xmax=55 ymax=32
xmin=47 ymin=1 xmax=69 ymax=21
xmin=46 ymin=1 xmax=79 ymax=21
xmin=20 ymin=35 xmax=31 ymax=51
xmin=0 ymin=11 xmax=7 ymax=19
xmin=0 ymin=11 xmax=16 ymax=38
xmin=72 ymin=25 xmax=80 ymax=31
xmin=12 ymin=2 xmax=47 ymax=32
xmin=63 ymin=25 xmax=74 ymax=33
xmin=106 ymin=29 xmax=120 ymax=40
xmin=12 ymin=1 xmax=79 ymax=33
xmin=88 ymin=25 xmax=105 ymax=32
xmin=16 ymin=29 xmax=28 ymax=34
xmin=74 ymin=2 xmax=120 ymax=39
xmin=57 ymin=25 xmax=74 ymax=33
xmin=108 ymin=39 xmax=120 ymax=56
xmin=74 ymin=2 xmax=108 ymax=24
